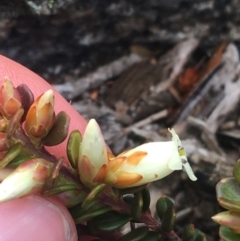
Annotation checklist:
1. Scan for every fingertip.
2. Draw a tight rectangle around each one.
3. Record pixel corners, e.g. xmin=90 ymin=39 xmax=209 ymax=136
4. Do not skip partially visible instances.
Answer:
xmin=0 ymin=195 xmax=77 ymax=241
xmin=0 ymin=55 xmax=87 ymax=160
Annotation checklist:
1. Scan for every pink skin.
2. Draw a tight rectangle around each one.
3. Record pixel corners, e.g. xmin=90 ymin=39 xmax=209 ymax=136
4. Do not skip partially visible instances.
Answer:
xmin=0 ymin=55 xmax=97 ymax=241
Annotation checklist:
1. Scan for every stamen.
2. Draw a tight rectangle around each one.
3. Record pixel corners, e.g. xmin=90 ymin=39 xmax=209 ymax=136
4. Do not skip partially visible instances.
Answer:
xmin=182 ymin=161 xmax=197 ymax=181
xmin=169 ymin=128 xmax=197 ymax=181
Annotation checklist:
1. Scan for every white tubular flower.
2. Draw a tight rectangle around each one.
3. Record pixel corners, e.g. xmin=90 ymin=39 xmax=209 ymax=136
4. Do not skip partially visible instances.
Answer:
xmin=78 ymin=119 xmax=108 ymax=188
xmin=105 ymin=128 xmax=197 ymax=188
xmin=77 ymin=119 xmax=197 ymax=189
xmin=0 ymin=158 xmax=51 ymax=202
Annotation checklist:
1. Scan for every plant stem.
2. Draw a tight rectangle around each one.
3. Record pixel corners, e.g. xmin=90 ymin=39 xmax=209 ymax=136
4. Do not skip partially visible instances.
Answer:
xmin=14 ymin=129 xmax=80 ymax=184
xmin=14 ymin=128 xmax=181 ymax=240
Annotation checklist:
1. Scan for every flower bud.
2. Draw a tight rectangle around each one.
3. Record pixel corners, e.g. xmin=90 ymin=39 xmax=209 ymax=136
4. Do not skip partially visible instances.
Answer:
xmin=0 ymin=77 xmax=22 ymax=119
xmin=0 ymin=158 xmax=52 ymax=202
xmin=212 ymin=211 xmax=240 ymax=234
xmin=78 ymin=119 xmax=108 ymax=188
xmin=24 ymin=90 xmax=55 ymax=139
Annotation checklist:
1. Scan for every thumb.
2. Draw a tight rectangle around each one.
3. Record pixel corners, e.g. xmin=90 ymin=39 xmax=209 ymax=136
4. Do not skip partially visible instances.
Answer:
xmin=0 ymin=195 xmax=78 ymax=241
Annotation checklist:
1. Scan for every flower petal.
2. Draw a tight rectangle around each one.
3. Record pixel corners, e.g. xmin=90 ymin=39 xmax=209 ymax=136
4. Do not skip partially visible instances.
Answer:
xmin=114 ymin=171 xmax=143 ymax=187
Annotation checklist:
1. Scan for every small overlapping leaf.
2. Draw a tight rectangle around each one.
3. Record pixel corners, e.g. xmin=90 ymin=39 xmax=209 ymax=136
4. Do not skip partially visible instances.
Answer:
xmin=219 ymin=225 xmax=240 ymax=241
xmin=139 ymin=231 xmax=159 ymax=241
xmin=131 ymin=191 xmax=143 ymax=219
xmin=67 ymin=130 xmax=82 ymax=169
xmin=0 ymin=142 xmax=23 ymax=168
xmin=56 ymin=189 xmax=88 ymax=208
xmin=162 ymin=205 xmax=176 ymax=232
xmin=42 ymin=111 xmax=70 ymax=146
xmin=119 ymin=226 xmax=149 ymax=241
xmin=81 ymin=183 xmax=106 ymax=208
xmin=89 ymin=211 xmax=131 ymax=232
xmin=70 ymin=199 xmax=111 ymax=223
xmin=194 ymin=229 xmax=207 ymax=241
xmin=6 ymin=151 xmax=33 ymax=167
xmin=16 ymin=84 xmax=34 ymax=121
xmin=182 ymin=224 xmax=195 ymax=241
xmin=156 ymin=195 xmax=176 ymax=232
xmin=141 ymin=187 xmax=151 ymax=212
xmin=43 ymin=183 xmax=79 ymax=196
xmin=212 ymin=211 xmax=240 ymax=234
xmin=216 ymin=177 xmax=240 ymax=212
xmin=156 ymin=195 xmax=175 ymax=219
xmin=123 ymin=194 xmax=134 ymax=205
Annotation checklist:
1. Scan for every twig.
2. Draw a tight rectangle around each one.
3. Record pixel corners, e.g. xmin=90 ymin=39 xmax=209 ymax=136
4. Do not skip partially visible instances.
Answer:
xmin=68 ymin=53 xmax=143 ymax=99
xmin=176 ymin=207 xmax=193 ymax=221
xmin=187 ymin=116 xmax=225 ymax=155
xmin=124 ymin=109 xmax=168 ymax=134
xmin=154 ymin=39 xmax=199 ymax=93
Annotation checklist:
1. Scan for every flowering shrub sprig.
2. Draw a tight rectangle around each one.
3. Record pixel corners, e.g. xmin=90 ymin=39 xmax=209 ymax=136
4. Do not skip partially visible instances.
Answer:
xmin=78 ymin=119 xmax=197 ymax=189
xmin=0 ymin=77 xmax=206 ymax=241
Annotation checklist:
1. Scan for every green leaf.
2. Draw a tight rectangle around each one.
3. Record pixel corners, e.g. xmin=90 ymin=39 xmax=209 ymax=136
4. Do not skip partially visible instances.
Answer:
xmin=182 ymin=224 xmax=195 ymax=241
xmin=220 ymin=226 xmax=240 ymax=241
xmin=233 ymin=160 xmax=240 ymax=184
xmin=42 ymin=184 xmax=79 ymax=196
xmin=74 ymin=206 xmax=111 ymax=223
xmin=17 ymin=84 xmax=34 ymax=121
xmin=81 ymin=183 xmax=106 ymax=208
xmin=42 ymin=111 xmax=70 ymax=146
xmin=119 ymin=226 xmax=149 ymax=241
xmin=156 ymin=195 xmax=175 ymax=220
xmin=142 ymin=187 xmax=151 ymax=212
xmin=123 ymin=194 xmax=134 ymax=205
xmin=131 ymin=191 xmax=143 ymax=219
xmin=90 ymin=211 xmax=131 ymax=232
xmin=117 ymin=185 xmax=147 ymax=195
xmin=162 ymin=205 xmax=176 ymax=232
xmin=139 ymin=231 xmax=159 ymax=241
xmin=70 ymin=199 xmax=111 ymax=223
xmin=0 ymin=142 xmax=23 ymax=168
xmin=194 ymin=229 xmax=207 ymax=241
xmin=216 ymin=178 xmax=240 ymax=211
xmin=66 ymin=130 xmax=82 ymax=169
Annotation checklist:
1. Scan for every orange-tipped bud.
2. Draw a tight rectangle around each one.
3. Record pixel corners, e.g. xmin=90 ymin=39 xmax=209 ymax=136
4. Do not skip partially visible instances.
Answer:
xmin=212 ymin=211 xmax=240 ymax=234
xmin=0 ymin=77 xmax=22 ymax=119
xmin=78 ymin=119 xmax=108 ymax=188
xmin=24 ymin=90 xmax=55 ymax=139
xmin=0 ymin=158 xmax=52 ymax=202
